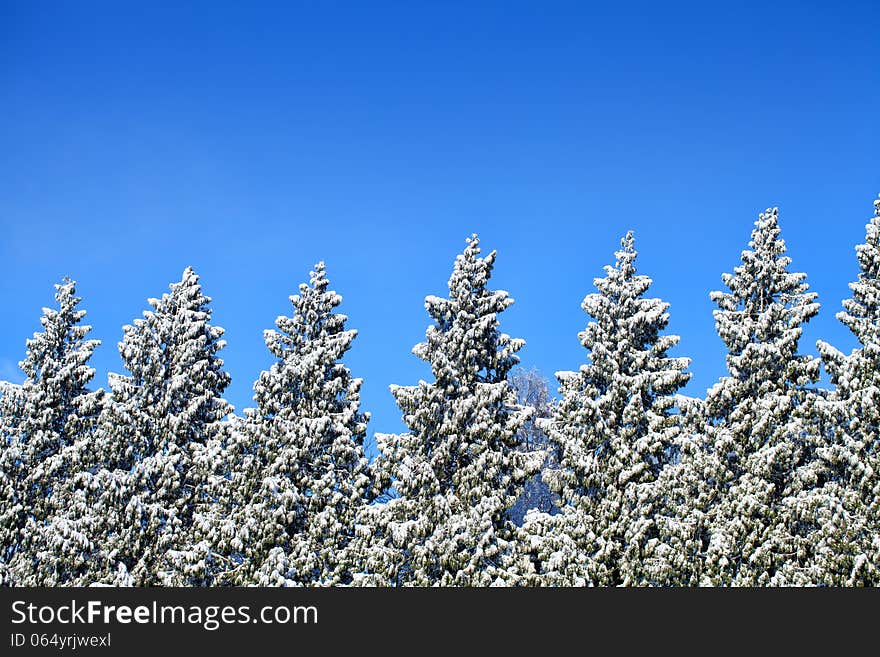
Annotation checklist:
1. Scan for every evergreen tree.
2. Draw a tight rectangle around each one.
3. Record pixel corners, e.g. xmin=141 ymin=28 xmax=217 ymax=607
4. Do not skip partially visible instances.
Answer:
xmin=356 ymin=236 xmax=540 ymax=586
xmin=506 ymin=368 xmax=558 ymax=527
xmin=0 ymin=279 xmax=103 ymax=585
xmin=33 ymin=452 xmax=134 ymax=585
xmin=814 ymin=194 xmax=880 ymax=585
xmin=517 ymin=232 xmax=691 ymax=585
xmin=225 ymin=263 xmax=372 ymax=586
xmin=703 ymin=207 xmax=823 ymax=586
xmin=646 ymin=394 xmax=716 ymax=586
xmin=94 ymin=267 xmax=233 ymax=585
xmin=0 ymin=381 xmax=24 ymax=585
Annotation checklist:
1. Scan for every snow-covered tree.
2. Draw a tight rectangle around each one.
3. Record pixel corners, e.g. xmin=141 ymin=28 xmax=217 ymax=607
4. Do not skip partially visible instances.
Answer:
xmin=91 ymin=267 xmax=233 ymax=585
xmin=516 ymin=232 xmax=691 ymax=586
xmin=645 ymin=394 xmax=716 ymax=586
xmin=813 ymin=194 xmax=880 ymax=585
xmin=0 ymin=279 xmax=103 ymax=585
xmin=702 ymin=207 xmax=824 ymax=586
xmin=507 ymin=368 xmax=558 ymax=526
xmin=356 ymin=235 xmax=540 ymax=586
xmin=0 ymin=381 xmax=24 ymax=585
xmin=225 ymin=262 xmax=372 ymax=586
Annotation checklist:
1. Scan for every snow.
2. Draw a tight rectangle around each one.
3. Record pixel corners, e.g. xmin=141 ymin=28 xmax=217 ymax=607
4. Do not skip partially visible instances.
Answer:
xmin=2 ymin=199 xmax=880 ymax=586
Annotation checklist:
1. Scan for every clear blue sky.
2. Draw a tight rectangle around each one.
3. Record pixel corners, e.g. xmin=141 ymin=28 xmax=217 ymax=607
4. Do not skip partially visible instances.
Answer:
xmin=1 ymin=1 xmax=877 ymax=452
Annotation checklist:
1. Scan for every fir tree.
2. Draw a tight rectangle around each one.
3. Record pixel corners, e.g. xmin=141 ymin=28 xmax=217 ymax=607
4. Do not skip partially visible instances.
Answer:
xmin=94 ymin=267 xmax=233 ymax=585
xmin=0 ymin=279 xmax=103 ymax=585
xmin=517 ymin=232 xmax=691 ymax=585
xmin=814 ymin=194 xmax=880 ymax=585
xmin=0 ymin=381 xmax=24 ymax=585
xmin=506 ymin=368 xmax=558 ymax=527
xmin=703 ymin=207 xmax=823 ymax=586
xmin=225 ymin=263 xmax=372 ymax=586
xmin=647 ymin=394 xmax=716 ymax=586
xmin=357 ymin=235 xmax=540 ymax=586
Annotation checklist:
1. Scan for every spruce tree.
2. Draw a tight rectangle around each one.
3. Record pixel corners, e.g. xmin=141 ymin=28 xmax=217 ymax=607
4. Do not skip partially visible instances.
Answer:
xmin=357 ymin=236 xmax=539 ymax=586
xmin=225 ymin=263 xmax=371 ymax=586
xmin=518 ymin=232 xmax=691 ymax=585
xmin=647 ymin=394 xmax=716 ymax=586
xmin=94 ymin=267 xmax=233 ymax=585
xmin=814 ymin=194 xmax=880 ymax=585
xmin=0 ymin=279 xmax=103 ymax=585
xmin=703 ymin=207 xmax=823 ymax=585
xmin=506 ymin=368 xmax=557 ymax=527
xmin=0 ymin=381 xmax=24 ymax=585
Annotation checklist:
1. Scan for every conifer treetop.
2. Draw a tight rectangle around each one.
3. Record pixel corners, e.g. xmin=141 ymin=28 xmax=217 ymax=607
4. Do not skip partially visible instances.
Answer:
xmin=836 ymin=195 xmax=880 ymax=349
xmin=254 ymin=261 xmax=365 ymax=425
xmin=524 ymin=231 xmax=691 ymax=586
xmin=111 ymin=266 xmax=232 ymax=429
xmin=577 ymin=231 xmax=688 ymax=386
xmin=709 ymin=207 xmax=819 ymax=395
xmin=20 ymin=277 xmax=100 ymax=401
xmin=231 ymin=261 xmax=370 ymax=586
xmin=413 ymin=234 xmax=523 ymax=388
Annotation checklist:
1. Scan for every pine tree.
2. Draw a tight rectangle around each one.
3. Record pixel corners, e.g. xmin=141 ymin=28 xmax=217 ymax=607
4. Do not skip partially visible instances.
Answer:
xmin=518 ymin=232 xmax=691 ymax=586
xmin=93 ymin=267 xmax=233 ymax=585
xmin=0 ymin=381 xmax=24 ymax=585
xmin=814 ymin=194 xmax=880 ymax=585
xmin=506 ymin=368 xmax=558 ymax=527
xmin=703 ymin=207 xmax=823 ymax=586
xmin=647 ymin=394 xmax=716 ymax=586
xmin=33 ymin=450 xmax=134 ymax=586
xmin=225 ymin=263 xmax=372 ymax=586
xmin=0 ymin=279 xmax=103 ymax=585
xmin=356 ymin=235 xmax=540 ymax=586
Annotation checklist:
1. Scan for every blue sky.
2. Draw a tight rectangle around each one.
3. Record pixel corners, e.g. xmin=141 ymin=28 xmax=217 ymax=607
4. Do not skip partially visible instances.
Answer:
xmin=1 ymin=1 xmax=877 ymax=451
